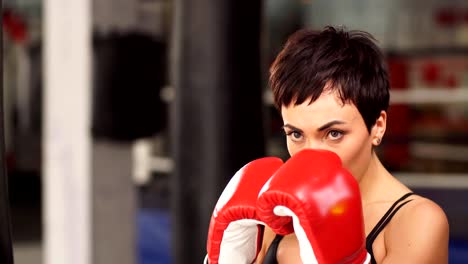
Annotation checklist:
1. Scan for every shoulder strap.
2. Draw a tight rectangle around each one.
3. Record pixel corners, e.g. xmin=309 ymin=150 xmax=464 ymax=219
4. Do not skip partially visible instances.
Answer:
xmin=263 ymin=234 xmax=284 ymax=264
xmin=366 ymin=192 xmax=415 ymax=264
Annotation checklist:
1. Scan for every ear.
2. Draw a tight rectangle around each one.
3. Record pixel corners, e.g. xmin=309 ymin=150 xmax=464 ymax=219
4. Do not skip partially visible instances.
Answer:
xmin=371 ymin=111 xmax=387 ymax=146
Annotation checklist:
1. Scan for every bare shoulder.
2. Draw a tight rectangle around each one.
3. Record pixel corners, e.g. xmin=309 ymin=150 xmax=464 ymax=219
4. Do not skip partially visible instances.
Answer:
xmin=384 ymin=195 xmax=449 ymax=263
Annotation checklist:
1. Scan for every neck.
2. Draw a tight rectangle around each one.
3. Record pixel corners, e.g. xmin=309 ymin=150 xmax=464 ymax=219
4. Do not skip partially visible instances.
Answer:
xmin=358 ymin=151 xmax=387 ymax=204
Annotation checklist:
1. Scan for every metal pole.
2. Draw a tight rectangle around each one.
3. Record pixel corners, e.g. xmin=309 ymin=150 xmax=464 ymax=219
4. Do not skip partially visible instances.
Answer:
xmin=0 ymin=0 xmax=15 ymax=262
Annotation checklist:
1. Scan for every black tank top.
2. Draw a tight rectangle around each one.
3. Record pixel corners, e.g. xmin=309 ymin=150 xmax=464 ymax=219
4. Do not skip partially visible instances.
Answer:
xmin=263 ymin=192 xmax=415 ymax=264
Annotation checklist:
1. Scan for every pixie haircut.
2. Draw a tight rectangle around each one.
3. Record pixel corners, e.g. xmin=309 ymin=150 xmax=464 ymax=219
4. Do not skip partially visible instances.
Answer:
xmin=269 ymin=26 xmax=390 ymax=132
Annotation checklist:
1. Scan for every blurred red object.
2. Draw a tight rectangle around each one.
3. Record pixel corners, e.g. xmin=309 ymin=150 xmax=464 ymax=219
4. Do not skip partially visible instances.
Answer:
xmin=2 ymin=9 xmax=28 ymax=43
xmin=384 ymin=104 xmax=411 ymax=169
xmin=435 ymin=8 xmax=459 ymax=27
xmin=387 ymin=57 xmax=409 ymax=90
xmin=444 ymin=74 xmax=458 ymax=89
xmin=421 ymin=62 xmax=441 ymax=87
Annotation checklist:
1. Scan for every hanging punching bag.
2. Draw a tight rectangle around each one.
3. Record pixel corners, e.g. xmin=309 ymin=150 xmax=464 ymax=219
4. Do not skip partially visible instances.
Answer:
xmin=0 ymin=0 xmax=15 ymax=263
xmin=92 ymin=33 xmax=168 ymax=141
xmin=171 ymin=0 xmax=265 ymax=263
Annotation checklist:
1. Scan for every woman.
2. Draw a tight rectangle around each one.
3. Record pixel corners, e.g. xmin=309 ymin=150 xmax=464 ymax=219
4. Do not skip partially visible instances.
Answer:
xmin=256 ymin=26 xmax=449 ymax=263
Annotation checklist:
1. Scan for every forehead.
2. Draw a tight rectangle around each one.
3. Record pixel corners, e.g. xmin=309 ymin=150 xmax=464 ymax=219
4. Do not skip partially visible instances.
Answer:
xmin=281 ymin=90 xmax=361 ymax=127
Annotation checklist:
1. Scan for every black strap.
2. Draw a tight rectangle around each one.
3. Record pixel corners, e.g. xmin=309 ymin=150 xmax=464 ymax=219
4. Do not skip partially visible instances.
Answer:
xmin=263 ymin=235 xmax=284 ymax=264
xmin=366 ymin=192 xmax=415 ymax=264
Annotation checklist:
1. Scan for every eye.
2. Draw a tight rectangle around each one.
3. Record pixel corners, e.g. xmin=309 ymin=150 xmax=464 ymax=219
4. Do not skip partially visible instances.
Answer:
xmin=292 ymin=131 xmax=302 ymax=139
xmin=327 ymin=130 xmax=344 ymax=141
xmin=284 ymin=130 xmax=303 ymax=142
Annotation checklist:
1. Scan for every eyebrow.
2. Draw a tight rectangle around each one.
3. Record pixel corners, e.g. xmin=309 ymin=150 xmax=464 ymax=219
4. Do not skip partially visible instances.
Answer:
xmin=282 ymin=120 xmax=346 ymax=133
xmin=282 ymin=124 xmax=303 ymax=133
xmin=317 ymin=120 xmax=346 ymax=131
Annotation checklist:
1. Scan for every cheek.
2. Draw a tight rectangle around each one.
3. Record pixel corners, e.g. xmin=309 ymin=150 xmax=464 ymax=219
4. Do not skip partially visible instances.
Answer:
xmin=286 ymin=140 xmax=298 ymax=157
xmin=338 ymin=136 xmax=373 ymax=179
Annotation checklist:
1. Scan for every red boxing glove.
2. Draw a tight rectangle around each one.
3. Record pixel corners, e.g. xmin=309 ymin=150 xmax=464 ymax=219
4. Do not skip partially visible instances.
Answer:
xmin=205 ymin=157 xmax=283 ymax=264
xmin=257 ymin=149 xmax=370 ymax=264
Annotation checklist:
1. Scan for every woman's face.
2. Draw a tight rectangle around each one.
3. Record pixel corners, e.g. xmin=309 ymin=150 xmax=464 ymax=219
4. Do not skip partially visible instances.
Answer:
xmin=281 ymin=89 xmax=385 ymax=181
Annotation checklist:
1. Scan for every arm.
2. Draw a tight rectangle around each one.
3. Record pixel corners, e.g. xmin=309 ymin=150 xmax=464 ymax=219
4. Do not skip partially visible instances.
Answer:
xmin=255 ymin=226 xmax=276 ymax=264
xmin=381 ymin=198 xmax=449 ymax=264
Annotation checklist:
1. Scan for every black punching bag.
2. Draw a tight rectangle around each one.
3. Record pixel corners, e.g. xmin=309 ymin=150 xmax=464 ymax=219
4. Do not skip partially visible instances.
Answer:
xmin=0 ymin=0 xmax=15 ymax=262
xmin=171 ymin=0 xmax=265 ymax=263
xmin=92 ymin=33 xmax=168 ymax=141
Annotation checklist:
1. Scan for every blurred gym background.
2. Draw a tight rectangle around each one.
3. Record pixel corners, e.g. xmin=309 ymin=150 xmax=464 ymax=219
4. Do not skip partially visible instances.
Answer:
xmin=2 ymin=0 xmax=468 ymax=263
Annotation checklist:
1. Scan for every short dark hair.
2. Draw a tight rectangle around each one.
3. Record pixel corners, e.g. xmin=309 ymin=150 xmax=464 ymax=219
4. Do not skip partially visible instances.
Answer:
xmin=269 ymin=26 xmax=390 ymax=132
